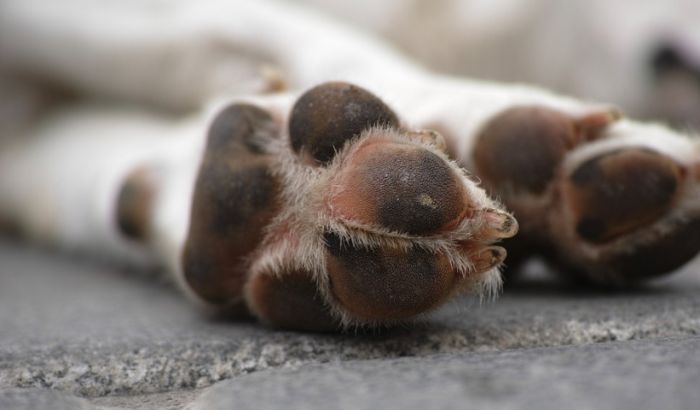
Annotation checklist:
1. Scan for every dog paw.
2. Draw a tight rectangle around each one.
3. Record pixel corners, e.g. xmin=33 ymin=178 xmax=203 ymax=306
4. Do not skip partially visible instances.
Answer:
xmin=182 ymin=82 xmax=517 ymax=330
xmin=473 ymin=106 xmax=700 ymax=285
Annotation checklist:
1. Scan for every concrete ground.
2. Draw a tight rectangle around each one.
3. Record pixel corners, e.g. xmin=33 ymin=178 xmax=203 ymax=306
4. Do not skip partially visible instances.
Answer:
xmin=1 ymin=242 xmax=699 ymax=409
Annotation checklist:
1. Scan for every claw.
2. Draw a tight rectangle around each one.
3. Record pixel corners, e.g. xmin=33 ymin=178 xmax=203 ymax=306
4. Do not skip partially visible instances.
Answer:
xmin=406 ymin=129 xmax=448 ymax=153
xmin=574 ymin=108 xmax=622 ymax=142
xmin=469 ymin=246 xmax=507 ymax=273
xmin=478 ymin=208 xmax=519 ymax=240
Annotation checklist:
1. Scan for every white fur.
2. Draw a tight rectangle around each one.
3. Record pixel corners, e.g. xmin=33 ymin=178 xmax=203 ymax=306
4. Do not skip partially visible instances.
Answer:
xmin=299 ymin=0 xmax=700 ymax=120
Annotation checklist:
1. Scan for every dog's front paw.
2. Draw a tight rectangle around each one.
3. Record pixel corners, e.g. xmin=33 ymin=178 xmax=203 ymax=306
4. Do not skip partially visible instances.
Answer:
xmin=182 ymin=82 xmax=517 ymax=330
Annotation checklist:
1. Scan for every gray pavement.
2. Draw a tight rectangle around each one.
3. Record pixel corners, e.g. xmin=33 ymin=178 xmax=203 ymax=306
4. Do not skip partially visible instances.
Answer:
xmin=1 ymin=242 xmax=699 ymax=409
xmin=191 ymin=336 xmax=700 ymax=410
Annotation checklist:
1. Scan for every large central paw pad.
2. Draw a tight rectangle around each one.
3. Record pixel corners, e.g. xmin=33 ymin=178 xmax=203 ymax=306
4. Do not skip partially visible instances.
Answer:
xmin=329 ymin=137 xmax=470 ymax=236
xmin=182 ymin=82 xmax=517 ymax=330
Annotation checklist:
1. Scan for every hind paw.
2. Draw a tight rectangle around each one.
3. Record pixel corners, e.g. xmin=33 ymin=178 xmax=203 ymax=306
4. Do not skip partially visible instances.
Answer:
xmin=473 ymin=106 xmax=700 ymax=285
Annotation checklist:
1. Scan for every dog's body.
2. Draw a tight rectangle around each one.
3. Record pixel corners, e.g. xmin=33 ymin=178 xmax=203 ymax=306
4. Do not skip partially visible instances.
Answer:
xmin=302 ymin=0 xmax=700 ymax=127
xmin=1 ymin=0 xmax=700 ymax=330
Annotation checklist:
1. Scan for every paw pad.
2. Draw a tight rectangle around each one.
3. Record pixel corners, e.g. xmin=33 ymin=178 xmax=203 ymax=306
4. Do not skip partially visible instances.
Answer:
xmin=247 ymin=268 xmax=338 ymax=332
xmin=473 ymin=106 xmax=576 ymax=195
xmin=289 ymin=82 xmax=399 ymax=165
xmin=330 ymin=139 xmax=469 ymax=235
xmin=567 ymin=148 xmax=683 ymax=243
xmin=116 ymin=167 xmax=156 ymax=240
xmin=324 ymin=232 xmax=456 ymax=321
xmin=183 ymin=104 xmax=282 ymax=304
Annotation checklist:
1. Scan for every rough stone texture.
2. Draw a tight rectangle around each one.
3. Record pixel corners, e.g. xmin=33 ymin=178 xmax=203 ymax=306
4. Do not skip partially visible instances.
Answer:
xmin=90 ymin=389 xmax=202 ymax=410
xmin=0 ymin=388 xmax=96 ymax=410
xmin=191 ymin=336 xmax=700 ymax=410
xmin=1 ymin=241 xmax=700 ymax=408
xmin=0 ymin=388 xmax=200 ymax=410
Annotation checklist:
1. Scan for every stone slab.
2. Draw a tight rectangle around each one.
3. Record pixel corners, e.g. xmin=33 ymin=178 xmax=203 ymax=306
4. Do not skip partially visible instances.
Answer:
xmin=1 ymin=242 xmax=699 ymax=398
xmin=191 ymin=336 xmax=700 ymax=410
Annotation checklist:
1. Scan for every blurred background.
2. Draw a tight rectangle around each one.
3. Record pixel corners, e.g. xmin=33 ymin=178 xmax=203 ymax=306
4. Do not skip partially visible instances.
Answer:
xmin=303 ymin=0 xmax=700 ymax=129
xmin=1 ymin=0 xmax=700 ymax=136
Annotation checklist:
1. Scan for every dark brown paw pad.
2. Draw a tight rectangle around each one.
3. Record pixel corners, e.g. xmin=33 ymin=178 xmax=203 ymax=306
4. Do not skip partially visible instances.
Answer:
xmin=566 ymin=148 xmax=685 ymax=244
xmin=473 ymin=106 xmax=619 ymax=197
xmin=289 ymin=82 xmax=399 ymax=165
xmin=323 ymin=232 xmax=458 ymax=321
xmin=183 ymin=104 xmax=282 ymax=305
xmin=207 ymin=103 xmax=276 ymax=154
xmin=247 ymin=269 xmax=339 ymax=332
xmin=474 ymin=106 xmax=577 ymax=195
xmin=329 ymin=139 xmax=470 ymax=236
xmin=115 ymin=167 xmax=157 ymax=241
xmin=601 ymin=217 xmax=700 ymax=281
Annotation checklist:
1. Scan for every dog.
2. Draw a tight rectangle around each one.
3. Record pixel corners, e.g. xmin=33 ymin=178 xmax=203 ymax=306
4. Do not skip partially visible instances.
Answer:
xmin=1 ymin=0 xmax=699 ymax=331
